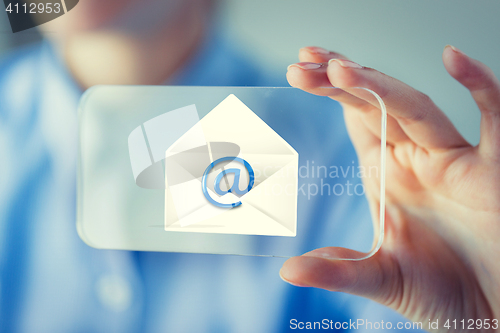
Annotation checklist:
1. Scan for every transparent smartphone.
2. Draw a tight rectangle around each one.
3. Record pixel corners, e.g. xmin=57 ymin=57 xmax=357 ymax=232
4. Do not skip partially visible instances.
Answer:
xmin=77 ymin=86 xmax=386 ymax=260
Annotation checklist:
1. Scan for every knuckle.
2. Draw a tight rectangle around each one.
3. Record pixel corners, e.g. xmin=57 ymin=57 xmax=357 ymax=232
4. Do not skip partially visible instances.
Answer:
xmin=418 ymin=92 xmax=433 ymax=105
xmin=397 ymin=92 xmax=434 ymax=125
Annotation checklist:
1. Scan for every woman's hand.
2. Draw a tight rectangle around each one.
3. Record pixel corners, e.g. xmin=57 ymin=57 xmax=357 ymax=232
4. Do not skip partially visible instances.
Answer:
xmin=281 ymin=46 xmax=500 ymax=332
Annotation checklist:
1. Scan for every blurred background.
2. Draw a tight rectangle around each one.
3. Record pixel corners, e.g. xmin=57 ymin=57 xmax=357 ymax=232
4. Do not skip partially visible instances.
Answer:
xmin=224 ymin=0 xmax=500 ymax=145
xmin=219 ymin=0 xmax=500 ymax=145
xmin=2 ymin=0 xmax=499 ymax=144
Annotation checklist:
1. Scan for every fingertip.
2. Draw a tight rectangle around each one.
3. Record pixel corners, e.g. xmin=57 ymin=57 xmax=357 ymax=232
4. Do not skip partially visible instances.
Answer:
xmin=280 ymin=256 xmax=309 ymax=285
xmin=443 ymin=45 xmax=497 ymax=92
xmin=280 ymin=256 xmax=325 ymax=289
xmin=299 ymin=47 xmax=348 ymax=63
xmin=285 ymin=65 xmax=305 ymax=88
xmin=300 ymin=46 xmax=333 ymax=55
xmin=286 ymin=62 xmax=331 ymax=90
xmin=279 ymin=264 xmax=311 ymax=288
xmin=442 ymin=44 xmax=470 ymax=81
xmin=326 ymin=59 xmax=366 ymax=88
xmin=444 ymin=44 xmax=465 ymax=56
xmin=328 ymin=58 xmax=364 ymax=69
xmin=280 ymin=255 xmax=355 ymax=292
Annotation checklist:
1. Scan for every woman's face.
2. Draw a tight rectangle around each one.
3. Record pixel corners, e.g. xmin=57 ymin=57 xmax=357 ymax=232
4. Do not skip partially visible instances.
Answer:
xmin=39 ymin=0 xmax=186 ymax=36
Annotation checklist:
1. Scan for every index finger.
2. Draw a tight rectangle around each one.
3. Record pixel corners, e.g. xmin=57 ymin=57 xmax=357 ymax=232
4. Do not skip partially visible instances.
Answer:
xmin=327 ymin=59 xmax=470 ymax=151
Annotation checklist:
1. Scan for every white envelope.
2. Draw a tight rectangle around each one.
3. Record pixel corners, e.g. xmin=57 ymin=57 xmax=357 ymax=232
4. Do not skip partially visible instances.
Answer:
xmin=164 ymin=94 xmax=298 ymax=237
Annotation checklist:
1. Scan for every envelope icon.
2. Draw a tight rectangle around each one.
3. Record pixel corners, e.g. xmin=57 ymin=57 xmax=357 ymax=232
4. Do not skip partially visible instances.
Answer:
xmin=164 ymin=94 xmax=298 ymax=237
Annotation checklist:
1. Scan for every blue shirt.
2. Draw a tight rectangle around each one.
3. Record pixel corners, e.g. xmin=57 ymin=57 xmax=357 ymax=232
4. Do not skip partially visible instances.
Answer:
xmin=0 ymin=32 xmax=417 ymax=333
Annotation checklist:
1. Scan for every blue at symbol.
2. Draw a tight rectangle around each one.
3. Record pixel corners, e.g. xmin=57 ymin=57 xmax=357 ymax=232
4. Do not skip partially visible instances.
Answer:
xmin=201 ymin=157 xmax=255 ymax=208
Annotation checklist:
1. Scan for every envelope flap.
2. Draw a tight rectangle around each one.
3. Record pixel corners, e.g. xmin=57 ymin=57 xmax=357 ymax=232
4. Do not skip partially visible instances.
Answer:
xmin=200 ymin=94 xmax=298 ymax=156
xmin=165 ymin=122 xmax=207 ymax=158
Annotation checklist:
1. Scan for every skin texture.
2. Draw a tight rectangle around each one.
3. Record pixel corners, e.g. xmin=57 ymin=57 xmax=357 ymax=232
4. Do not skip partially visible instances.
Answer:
xmin=282 ymin=46 xmax=500 ymax=332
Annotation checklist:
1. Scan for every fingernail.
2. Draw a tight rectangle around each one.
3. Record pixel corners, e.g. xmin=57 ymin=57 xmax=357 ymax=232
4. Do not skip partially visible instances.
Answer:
xmin=287 ymin=62 xmax=323 ymax=71
xmin=446 ymin=44 xmax=464 ymax=55
xmin=328 ymin=58 xmax=363 ymax=69
xmin=303 ymin=46 xmax=332 ymax=55
xmin=303 ymin=251 xmax=335 ymax=259
xmin=279 ymin=270 xmax=310 ymax=287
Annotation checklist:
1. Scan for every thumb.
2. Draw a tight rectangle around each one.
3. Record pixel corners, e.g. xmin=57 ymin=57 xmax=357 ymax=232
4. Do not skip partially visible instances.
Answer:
xmin=279 ymin=247 xmax=400 ymax=305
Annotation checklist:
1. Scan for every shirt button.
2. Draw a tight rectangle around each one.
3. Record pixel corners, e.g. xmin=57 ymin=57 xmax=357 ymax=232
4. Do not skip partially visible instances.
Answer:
xmin=96 ymin=275 xmax=133 ymax=312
